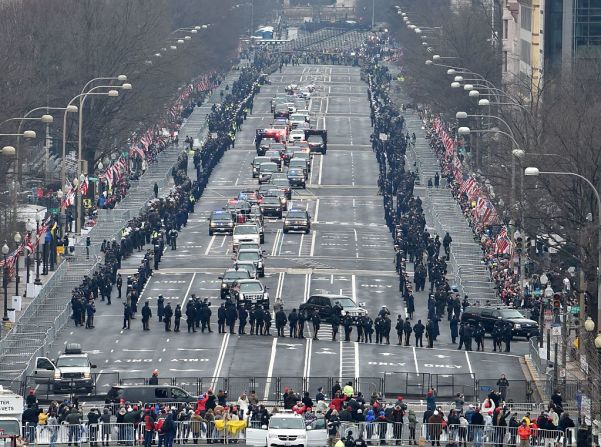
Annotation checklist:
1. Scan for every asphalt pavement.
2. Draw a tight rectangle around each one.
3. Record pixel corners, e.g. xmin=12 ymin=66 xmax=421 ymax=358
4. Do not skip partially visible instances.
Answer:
xmin=43 ymin=65 xmax=528 ymax=401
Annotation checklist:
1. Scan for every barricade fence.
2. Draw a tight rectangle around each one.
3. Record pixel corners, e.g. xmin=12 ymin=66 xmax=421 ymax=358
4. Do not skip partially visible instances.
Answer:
xmin=339 ymin=422 xmax=573 ymax=447
xmin=23 ymin=373 xmax=546 ymax=411
xmin=20 ymin=422 xmax=576 ymax=446
xmin=21 ymin=420 xmax=239 ymax=446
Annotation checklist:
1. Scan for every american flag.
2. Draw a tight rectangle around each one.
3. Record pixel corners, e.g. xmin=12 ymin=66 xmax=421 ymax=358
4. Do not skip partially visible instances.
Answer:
xmin=460 ymin=177 xmax=475 ymax=194
xmin=79 ymin=176 xmax=89 ymax=196
xmin=495 ymin=236 xmax=511 ymax=254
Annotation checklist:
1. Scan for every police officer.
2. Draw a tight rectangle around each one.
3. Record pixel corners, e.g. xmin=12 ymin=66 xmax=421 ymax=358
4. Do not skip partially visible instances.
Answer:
xmin=170 ymin=228 xmax=178 ymax=250
xmin=157 ymin=295 xmax=165 ymax=322
xmin=374 ymin=315 xmax=383 ymax=344
xmin=116 ymin=273 xmax=123 ymax=298
xmin=503 ymin=322 xmax=512 ymax=352
xmin=161 ymin=302 xmax=171 ymax=332
xmin=174 ymin=304 xmax=182 ymax=332
xmin=186 ymin=302 xmax=196 ymax=333
xmin=297 ymin=310 xmax=306 ymax=339
xmin=343 ymin=315 xmax=353 ymax=342
xmin=475 ymin=322 xmax=485 ymax=351
xmin=463 ymin=324 xmax=473 ymax=351
xmin=382 ymin=314 xmax=391 ymax=344
xmin=403 ymin=319 xmax=412 ymax=346
xmin=123 ymin=302 xmax=131 ymax=330
xmin=450 ymin=315 xmax=459 ymax=344
xmin=249 ymin=307 xmax=256 ymax=335
xmin=288 ymin=309 xmax=298 ymax=338
xmin=396 ymin=316 xmax=404 ymax=345
xmin=141 ymin=301 xmax=152 ymax=331
xmin=275 ymin=308 xmax=287 ymax=337
xmin=363 ymin=316 xmax=373 ymax=343
xmin=331 ymin=312 xmax=340 ymax=341
xmin=238 ymin=306 xmax=248 ymax=335
xmin=413 ymin=319 xmax=425 ymax=347
xmin=263 ymin=307 xmax=272 ymax=335
xmin=311 ymin=310 xmax=320 ymax=341
xmin=225 ymin=302 xmax=237 ymax=334
xmin=255 ymin=306 xmax=265 ymax=335
xmin=218 ymin=303 xmax=226 ymax=333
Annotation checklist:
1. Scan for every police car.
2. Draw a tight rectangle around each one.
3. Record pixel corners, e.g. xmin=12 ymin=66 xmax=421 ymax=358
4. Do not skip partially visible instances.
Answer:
xmin=207 ymin=210 xmax=235 ymax=235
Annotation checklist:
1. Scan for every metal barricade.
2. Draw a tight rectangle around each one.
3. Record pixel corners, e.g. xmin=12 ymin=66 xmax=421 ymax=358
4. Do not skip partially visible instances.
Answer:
xmin=339 ymin=422 xmax=564 ymax=446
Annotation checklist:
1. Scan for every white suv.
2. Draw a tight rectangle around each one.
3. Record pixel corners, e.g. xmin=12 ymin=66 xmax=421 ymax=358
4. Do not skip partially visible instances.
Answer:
xmin=246 ymin=413 xmax=327 ymax=447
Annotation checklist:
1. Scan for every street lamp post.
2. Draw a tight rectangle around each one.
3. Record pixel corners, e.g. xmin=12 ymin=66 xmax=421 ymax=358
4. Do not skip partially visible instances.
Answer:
xmin=24 ymin=219 xmax=34 ymax=296
xmin=76 ymin=85 xmax=127 ymax=232
xmin=13 ymin=232 xmax=21 ymax=297
xmin=2 ymin=242 xmax=9 ymax=325
xmin=525 ymin=167 xmax=601 ymax=329
xmin=33 ymin=220 xmax=42 ymax=286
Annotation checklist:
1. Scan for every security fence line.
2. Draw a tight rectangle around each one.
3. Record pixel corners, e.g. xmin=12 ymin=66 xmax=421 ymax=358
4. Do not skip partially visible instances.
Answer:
xmin=19 ymin=421 xmax=577 ymax=446
xmin=20 ymin=373 xmax=543 ymax=405
xmin=0 ymin=69 xmax=242 ymax=394
xmin=21 ymin=420 xmax=243 ymax=446
xmin=339 ymin=422 xmax=574 ymax=447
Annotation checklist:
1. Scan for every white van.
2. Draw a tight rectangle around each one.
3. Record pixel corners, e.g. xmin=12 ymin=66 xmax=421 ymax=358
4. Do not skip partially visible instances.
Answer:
xmin=245 ymin=413 xmax=327 ymax=447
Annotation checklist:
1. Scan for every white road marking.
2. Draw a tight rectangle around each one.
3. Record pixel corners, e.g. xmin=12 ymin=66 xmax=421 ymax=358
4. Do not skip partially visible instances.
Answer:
xmin=351 ymin=274 xmax=357 ymax=301
xmin=122 ymin=349 xmax=154 ymax=352
xmin=271 ymin=230 xmax=282 ymax=256
xmin=204 ymin=236 xmax=216 ymax=255
xmin=318 ymin=155 xmax=324 ymax=185
xmin=303 ymin=273 xmax=312 ymax=302
xmin=310 ymin=231 xmax=316 ymax=257
xmin=298 ymin=233 xmax=305 ymax=257
xmin=413 ymin=347 xmax=419 ymax=374
xmin=264 ymin=337 xmax=278 ymax=401
xmin=211 ymin=332 xmax=229 ymax=390
xmin=303 ymin=337 xmax=313 ymax=378
xmin=181 ymin=272 xmax=197 ymax=308
xmin=353 ymin=229 xmax=358 ymax=242
xmin=465 ymin=351 xmax=474 ymax=376
xmin=219 ymin=236 xmax=227 ymax=248
xmin=314 ymin=198 xmax=320 ymax=223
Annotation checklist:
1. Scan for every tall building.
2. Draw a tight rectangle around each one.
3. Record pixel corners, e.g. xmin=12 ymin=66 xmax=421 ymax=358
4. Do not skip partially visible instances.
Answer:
xmin=504 ymin=0 xmax=601 ymax=87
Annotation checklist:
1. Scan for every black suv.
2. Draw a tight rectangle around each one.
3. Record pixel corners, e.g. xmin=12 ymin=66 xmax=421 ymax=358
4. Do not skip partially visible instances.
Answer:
xmin=287 ymin=168 xmax=306 ymax=188
xmin=207 ymin=210 xmax=235 ymax=235
xmin=260 ymin=195 xmax=284 ymax=218
xmin=283 ymin=209 xmax=311 ymax=233
xmin=461 ymin=306 xmax=539 ymax=339
xmin=299 ymin=294 xmax=368 ymax=323
xmin=219 ymin=268 xmax=252 ymax=299
xmin=257 ymin=138 xmax=276 ymax=156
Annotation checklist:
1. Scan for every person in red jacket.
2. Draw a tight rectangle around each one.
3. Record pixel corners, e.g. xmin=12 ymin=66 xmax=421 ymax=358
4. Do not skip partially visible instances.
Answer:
xmin=517 ymin=420 xmax=531 ymax=447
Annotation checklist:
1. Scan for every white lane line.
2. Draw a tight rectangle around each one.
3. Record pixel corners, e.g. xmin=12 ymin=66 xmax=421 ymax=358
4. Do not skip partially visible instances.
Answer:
xmin=354 ymin=341 xmax=360 ymax=379
xmin=465 ymin=351 xmax=474 ymax=376
xmin=310 ymin=231 xmax=316 ymax=257
xmin=298 ymin=233 xmax=305 ymax=257
xmin=181 ymin=272 xmax=197 ymax=308
xmin=330 ymin=274 xmax=334 ymax=285
xmin=276 ymin=272 xmax=285 ymax=300
xmin=303 ymin=273 xmax=312 ymax=303
xmin=303 ymin=337 xmax=313 ymax=378
xmin=204 ymin=236 xmax=216 ymax=255
xmin=271 ymin=230 xmax=281 ymax=256
xmin=309 ymin=156 xmax=315 ymax=185
xmin=314 ymin=198 xmax=320 ymax=223
xmin=351 ymin=274 xmax=357 ymax=301
xmin=353 ymin=229 xmax=358 ymax=242
xmin=264 ymin=337 xmax=278 ymax=401
xmin=211 ymin=332 xmax=230 ymax=389
xmin=318 ymin=155 xmax=324 ymax=185
xmin=413 ymin=347 xmax=419 ymax=374
xmin=219 ymin=236 xmax=226 ymax=248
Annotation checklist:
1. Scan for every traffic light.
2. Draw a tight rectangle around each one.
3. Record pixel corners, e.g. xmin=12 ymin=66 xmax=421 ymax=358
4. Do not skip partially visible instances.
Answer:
xmin=553 ymin=294 xmax=561 ymax=309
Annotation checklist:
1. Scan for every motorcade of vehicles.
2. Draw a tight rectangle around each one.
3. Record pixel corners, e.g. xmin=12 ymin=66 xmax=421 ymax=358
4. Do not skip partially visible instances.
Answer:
xmin=299 ymin=294 xmax=368 ymax=324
